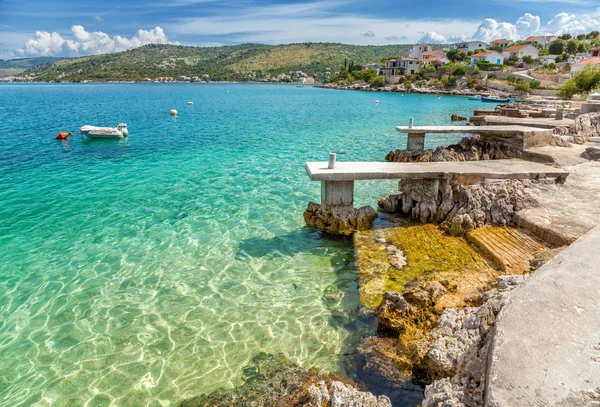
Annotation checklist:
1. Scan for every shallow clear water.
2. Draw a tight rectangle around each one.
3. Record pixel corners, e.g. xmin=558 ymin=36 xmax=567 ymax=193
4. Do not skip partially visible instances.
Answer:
xmin=0 ymin=83 xmax=482 ymax=406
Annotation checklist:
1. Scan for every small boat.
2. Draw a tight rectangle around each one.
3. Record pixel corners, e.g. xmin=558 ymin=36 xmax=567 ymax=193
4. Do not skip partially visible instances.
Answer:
xmin=468 ymin=95 xmax=481 ymax=100
xmin=80 ymin=123 xmax=128 ymax=139
xmin=481 ymin=96 xmax=510 ymax=103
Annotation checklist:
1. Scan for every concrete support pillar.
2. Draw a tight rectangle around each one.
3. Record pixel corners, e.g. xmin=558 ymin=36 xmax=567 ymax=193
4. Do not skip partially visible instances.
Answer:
xmin=321 ymin=180 xmax=354 ymax=206
xmin=407 ymin=132 xmax=425 ymax=150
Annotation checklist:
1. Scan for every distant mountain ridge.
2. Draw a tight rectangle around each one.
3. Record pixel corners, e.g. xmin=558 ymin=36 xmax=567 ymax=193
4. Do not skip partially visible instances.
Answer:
xmin=24 ymin=43 xmax=445 ymax=82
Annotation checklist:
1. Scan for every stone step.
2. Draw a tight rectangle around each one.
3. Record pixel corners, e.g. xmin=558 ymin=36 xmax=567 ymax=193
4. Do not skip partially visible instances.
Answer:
xmin=466 ymin=226 xmax=549 ymax=273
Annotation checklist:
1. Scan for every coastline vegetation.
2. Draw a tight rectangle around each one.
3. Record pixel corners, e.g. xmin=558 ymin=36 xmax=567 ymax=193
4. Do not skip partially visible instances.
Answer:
xmin=559 ymin=65 xmax=600 ymax=99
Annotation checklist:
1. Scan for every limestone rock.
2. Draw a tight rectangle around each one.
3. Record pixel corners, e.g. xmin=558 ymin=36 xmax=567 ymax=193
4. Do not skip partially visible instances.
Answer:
xmin=574 ymin=112 xmax=600 ymax=137
xmin=422 ymin=275 xmax=529 ymax=407
xmin=379 ymin=178 xmax=534 ymax=236
xmin=581 ymin=147 xmax=600 ymax=161
xmin=376 ymin=291 xmax=411 ymax=333
xmin=306 ymin=380 xmax=392 ymax=407
xmin=451 ymin=114 xmax=467 ymax=121
xmin=385 ymin=135 xmax=523 ymax=163
xmin=303 ymin=202 xmax=377 ymax=235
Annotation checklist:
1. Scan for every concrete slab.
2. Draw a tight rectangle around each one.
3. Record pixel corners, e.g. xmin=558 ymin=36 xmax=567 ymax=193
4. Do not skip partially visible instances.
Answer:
xmin=395 ymin=125 xmax=551 ymax=135
xmin=485 ymin=225 xmax=600 ymax=407
xmin=481 ymin=116 xmax=575 ymax=129
xmin=305 ymin=160 xmax=568 ymax=182
xmin=516 ymin=144 xmax=600 ymax=246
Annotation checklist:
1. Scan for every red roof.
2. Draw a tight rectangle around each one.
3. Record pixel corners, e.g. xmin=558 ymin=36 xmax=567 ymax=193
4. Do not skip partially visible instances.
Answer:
xmin=472 ymin=51 xmax=494 ymax=57
xmin=491 ymin=39 xmax=510 ymax=44
xmin=504 ymin=44 xmax=532 ymax=51
xmin=574 ymin=57 xmax=600 ymax=66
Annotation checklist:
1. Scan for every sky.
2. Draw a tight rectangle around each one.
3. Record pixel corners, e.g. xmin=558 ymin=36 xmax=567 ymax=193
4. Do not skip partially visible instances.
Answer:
xmin=0 ymin=0 xmax=599 ymax=59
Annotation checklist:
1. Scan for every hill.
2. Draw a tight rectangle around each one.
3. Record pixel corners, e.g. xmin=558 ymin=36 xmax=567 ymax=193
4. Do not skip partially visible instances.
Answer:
xmin=0 ymin=56 xmax=64 ymax=77
xmin=25 ymin=43 xmax=441 ymax=82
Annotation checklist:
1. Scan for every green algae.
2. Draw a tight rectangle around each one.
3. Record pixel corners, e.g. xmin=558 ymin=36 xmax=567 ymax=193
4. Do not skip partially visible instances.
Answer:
xmin=354 ymin=217 xmax=498 ymax=310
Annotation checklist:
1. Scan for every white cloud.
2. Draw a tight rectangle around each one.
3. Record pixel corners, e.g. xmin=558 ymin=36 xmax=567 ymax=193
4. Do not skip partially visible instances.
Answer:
xmin=470 ymin=10 xmax=600 ymax=42
xmin=385 ymin=35 xmax=408 ymax=42
xmin=93 ymin=16 xmax=103 ymax=23
xmin=360 ymin=31 xmax=375 ymax=37
xmin=17 ymin=26 xmax=170 ymax=57
xmin=418 ymin=31 xmax=447 ymax=44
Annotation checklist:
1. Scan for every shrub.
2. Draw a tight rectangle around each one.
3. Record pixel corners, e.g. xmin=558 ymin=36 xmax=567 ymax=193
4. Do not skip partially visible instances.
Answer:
xmin=447 ymin=75 xmax=458 ymax=87
xmin=530 ymin=79 xmax=541 ymax=89
xmin=452 ymin=65 xmax=467 ymax=76
xmin=522 ymin=55 xmax=534 ymax=64
xmin=488 ymin=74 xmax=496 ymax=79
xmin=514 ymin=79 xmax=530 ymax=93
xmin=370 ymin=75 xmax=385 ymax=88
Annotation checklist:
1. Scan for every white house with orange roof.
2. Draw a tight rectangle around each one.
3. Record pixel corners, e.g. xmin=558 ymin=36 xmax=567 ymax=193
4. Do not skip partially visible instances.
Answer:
xmin=405 ymin=44 xmax=433 ymax=58
xmin=503 ymin=44 xmax=539 ymax=60
xmin=524 ymin=35 xmax=557 ymax=48
xmin=571 ymin=57 xmax=600 ymax=76
xmin=418 ymin=50 xmax=448 ymax=65
xmin=490 ymin=39 xmax=511 ymax=50
xmin=471 ymin=50 xmax=504 ymax=65
xmin=456 ymin=40 xmax=489 ymax=53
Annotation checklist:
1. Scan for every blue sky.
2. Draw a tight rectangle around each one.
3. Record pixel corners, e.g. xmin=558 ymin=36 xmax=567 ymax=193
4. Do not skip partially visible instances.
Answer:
xmin=0 ymin=0 xmax=599 ymax=59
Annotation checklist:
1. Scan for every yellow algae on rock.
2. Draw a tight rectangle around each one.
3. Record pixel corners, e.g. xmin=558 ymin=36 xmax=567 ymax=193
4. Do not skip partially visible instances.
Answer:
xmin=466 ymin=226 xmax=549 ymax=274
xmin=354 ymin=216 xmax=498 ymax=310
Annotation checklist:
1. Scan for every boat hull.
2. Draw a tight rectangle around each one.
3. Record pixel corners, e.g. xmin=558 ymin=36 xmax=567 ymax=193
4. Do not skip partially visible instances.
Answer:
xmin=481 ymin=97 xmax=510 ymax=103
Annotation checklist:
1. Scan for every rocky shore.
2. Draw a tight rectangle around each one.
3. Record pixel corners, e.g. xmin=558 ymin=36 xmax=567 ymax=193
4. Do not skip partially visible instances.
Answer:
xmin=321 ymin=81 xmax=502 ymax=97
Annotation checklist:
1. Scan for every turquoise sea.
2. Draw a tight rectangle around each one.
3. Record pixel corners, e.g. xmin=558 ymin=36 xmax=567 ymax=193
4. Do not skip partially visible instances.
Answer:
xmin=0 ymin=83 xmax=482 ymax=407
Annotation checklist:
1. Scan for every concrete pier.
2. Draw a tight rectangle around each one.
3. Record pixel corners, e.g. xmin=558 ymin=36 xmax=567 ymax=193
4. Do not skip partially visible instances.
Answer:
xmin=485 ymin=225 xmax=600 ymax=407
xmin=395 ymin=125 xmax=554 ymax=151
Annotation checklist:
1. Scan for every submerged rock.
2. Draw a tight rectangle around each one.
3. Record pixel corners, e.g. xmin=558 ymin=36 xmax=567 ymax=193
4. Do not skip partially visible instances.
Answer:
xmin=177 ymin=352 xmax=378 ymax=407
xmin=376 ymin=291 xmax=412 ymax=333
xmin=304 ymin=202 xmax=377 ymax=235
xmin=356 ymin=336 xmax=412 ymax=390
xmin=308 ymin=380 xmax=392 ymax=407
xmin=451 ymin=114 xmax=467 ymax=121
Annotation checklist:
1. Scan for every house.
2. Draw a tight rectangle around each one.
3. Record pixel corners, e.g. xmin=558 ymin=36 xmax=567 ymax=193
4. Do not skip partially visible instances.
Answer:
xmin=471 ymin=51 xmax=504 ymax=65
xmin=592 ymin=47 xmax=600 ymax=57
xmin=524 ymin=35 xmax=557 ymax=48
xmin=503 ymin=44 xmax=539 ymax=60
xmin=456 ymin=41 xmax=489 ymax=53
xmin=379 ymin=58 xmax=420 ymax=75
xmin=404 ymin=44 xmax=432 ymax=58
xmin=571 ymin=57 xmax=600 ymax=76
xmin=300 ymin=77 xmax=315 ymax=84
xmin=490 ymin=39 xmax=511 ymax=50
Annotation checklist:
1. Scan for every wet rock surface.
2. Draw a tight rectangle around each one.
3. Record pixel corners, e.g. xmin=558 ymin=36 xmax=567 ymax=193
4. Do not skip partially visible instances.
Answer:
xmin=304 ymin=202 xmax=377 ymax=235
xmin=581 ymin=147 xmax=600 ymax=161
xmin=378 ymin=179 xmax=536 ymax=236
xmin=178 ymin=352 xmax=379 ymax=407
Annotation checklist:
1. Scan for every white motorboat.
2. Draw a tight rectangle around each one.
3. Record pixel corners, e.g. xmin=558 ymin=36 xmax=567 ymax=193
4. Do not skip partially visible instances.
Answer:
xmin=80 ymin=123 xmax=128 ymax=139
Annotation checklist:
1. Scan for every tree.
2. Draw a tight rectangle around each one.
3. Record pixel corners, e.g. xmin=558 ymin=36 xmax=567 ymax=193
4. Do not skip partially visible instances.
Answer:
xmin=549 ymin=40 xmax=565 ymax=55
xmin=566 ymin=39 xmax=578 ymax=55
xmin=558 ymin=33 xmax=572 ymax=40
xmin=370 ymin=75 xmax=385 ymax=88
xmin=559 ymin=65 xmax=600 ymax=99
xmin=447 ymin=48 xmax=466 ymax=62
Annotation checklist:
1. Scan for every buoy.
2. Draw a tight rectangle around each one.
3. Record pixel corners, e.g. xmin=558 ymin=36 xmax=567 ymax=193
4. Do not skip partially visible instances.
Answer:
xmin=55 ymin=132 xmax=72 ymax=140
xmin=375 ymin=100 xmax=379 ymax=105
xmin=187 ymin=102 xmax=193 ymax=105
xmin=170 ymin=108 xmax=177 ymax=116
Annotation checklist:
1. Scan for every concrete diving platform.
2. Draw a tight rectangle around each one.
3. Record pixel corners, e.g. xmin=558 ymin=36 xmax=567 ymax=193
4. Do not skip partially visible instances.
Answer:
xmin=306 ymin=159 xmax=568 ymax=206
xmin=473 ymin=115 xmax=575 ymax=129
xmin=395 ymin=125 xmax=553 ymax=151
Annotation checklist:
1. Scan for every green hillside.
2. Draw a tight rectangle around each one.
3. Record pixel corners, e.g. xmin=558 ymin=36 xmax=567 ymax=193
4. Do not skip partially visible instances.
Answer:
xmin=0 ymin=56 xmax=64 ymax=77
xmin=26 ymin=43 xmax=436 ymax=82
